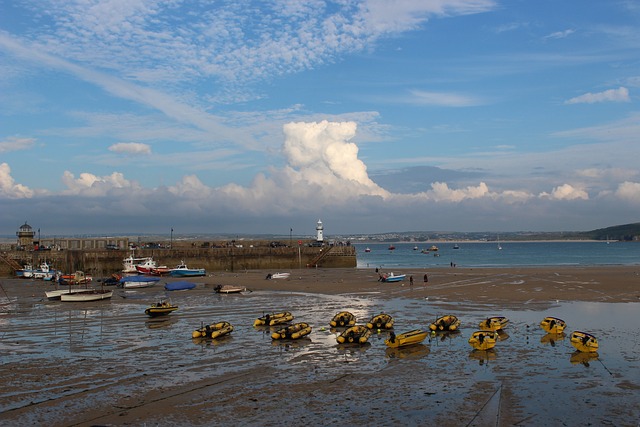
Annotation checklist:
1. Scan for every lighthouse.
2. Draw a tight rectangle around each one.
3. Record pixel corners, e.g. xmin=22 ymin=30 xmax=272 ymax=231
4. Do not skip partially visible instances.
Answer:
xmin=316 ymin=219 xmax=324 ymax=242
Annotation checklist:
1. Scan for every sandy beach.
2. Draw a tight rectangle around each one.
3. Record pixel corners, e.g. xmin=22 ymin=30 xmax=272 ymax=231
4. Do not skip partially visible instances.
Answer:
xmin=1 ymin=266 xmax=639 ymax=426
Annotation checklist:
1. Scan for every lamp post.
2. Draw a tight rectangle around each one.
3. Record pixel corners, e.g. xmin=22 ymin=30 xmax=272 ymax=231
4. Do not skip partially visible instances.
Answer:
xmin=290 ymin=228 xmax=292 ymax=247
xmin=170 ymin=228 xmax=173 ymax=249
xmin=230 ymin=240 xmax=235 ymax=272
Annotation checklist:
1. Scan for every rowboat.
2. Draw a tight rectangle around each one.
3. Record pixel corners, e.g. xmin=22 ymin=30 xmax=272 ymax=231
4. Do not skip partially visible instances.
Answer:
xmin=429 ymin=315 xmax=461 ymax=332
xmin=60 ymin=290 xmax=113 ymax=302
xmin=253 ymin=312 xmax=294 ymax=327
xmin=164 ymin=281 xmax=196 ymax=291
xmin=336 ymin=325 xmax=372 ymax=344
xmin=192 ymin=321 xmax=234 ymax=339
xmin=570 ymin=331 xmax=599 ymax=353
xmin=271 ymin=322 xmax=312 ymax=340
xmin=214 ymin=284 xmax=247 ymax=294
xmin=540 ymin=316 xmax=566 ymax=333
xmin=330 ymin=311 xmax=356 ymax=327
xmin=45 ymin=288 xmax=96 ymax=300
xmin=144 ymin=301 xmax=178 ymax=317
xmin=119 ymin=276 xmax=160 ymax=288
xmin=266 ymin=272 xmax=290 ymax=279
xmin=468 ymin=330 xmax=498 ymax=351
xmin=366 ymin=313 xmax=394 ymax=330
xmin=385 ymin=329 xmax=428 ymax=348
xmin=170 ymin=261 xmax=206 ymax=277
xmin=479 ymin=316 xmax=509 ymax=331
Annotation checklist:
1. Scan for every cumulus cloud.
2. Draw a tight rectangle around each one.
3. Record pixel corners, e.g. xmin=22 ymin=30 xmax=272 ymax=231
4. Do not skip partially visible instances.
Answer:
xmin=421 ymin=182 xmax=491 ymax=202
xmin=0 ymin=136 xmax=36 ymax=153
xmin=542 ymin=184 xmax=589 ymax=200
xmin=108 ymin=142 xmax=152 ymax=155
xmin=61 ymin=171 xmax=138 ymax=196
xmin=615 ymin=181 xmax=640 ymax=203
xmin=0 ymin=162 xmax=34 ymax=198
xmin=565 ymin=87 xmax=630 ymax=104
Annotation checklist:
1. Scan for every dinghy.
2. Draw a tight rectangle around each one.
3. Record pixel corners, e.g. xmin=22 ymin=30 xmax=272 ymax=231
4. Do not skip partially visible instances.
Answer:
xmin=366 ymin=313 xmax=394 ymax=330
xmin=192 ymin=321 xmax=234 ymax=339
xmin=429 ymin=315 xmax=461 ymax=331
xmin=271 ymin=322 xmax=312 ymax=340
xmin=253 ymin=312 xmax=294 ymax=327
xmin=540 ymin=316 xmax=566 ymax=333
xmin=385 ymin=329 xmax=428 ymax=348
xmin=329 ymin=311 xmax=356 ymax=327
xmin=570 ymin=331 xmax=599 ymax=353
xmin=336 ymin=325 xmax=372 ymax=344
xmin=145 ymin=301 xmax=178 ymax=317
xmin=478 ymin=316 xmax=509 ymax=331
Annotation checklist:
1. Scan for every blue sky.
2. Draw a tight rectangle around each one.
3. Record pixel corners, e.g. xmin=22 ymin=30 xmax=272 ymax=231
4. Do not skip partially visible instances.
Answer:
xmin=1 ymin=0 xmax=639 ymax=237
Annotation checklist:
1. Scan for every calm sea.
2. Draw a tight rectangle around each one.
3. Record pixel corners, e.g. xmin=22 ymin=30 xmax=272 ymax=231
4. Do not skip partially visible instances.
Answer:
xmin=354 ymin=241 xmax=640 ymax=269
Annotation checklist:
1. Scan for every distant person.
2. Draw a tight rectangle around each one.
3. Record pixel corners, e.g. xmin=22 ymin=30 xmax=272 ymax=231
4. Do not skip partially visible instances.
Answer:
xmin=409 ymin=275 xmax=414 ymax=286
xmin=423 ymin=273 xmax=428 ymax=284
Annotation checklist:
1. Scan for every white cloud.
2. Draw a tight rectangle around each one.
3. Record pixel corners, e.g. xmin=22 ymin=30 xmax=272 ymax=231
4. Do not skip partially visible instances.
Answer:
xmin=565 ymin=87 xmax=630 ymax=104
xmin=108 ymin=142 xmax=152 ymax=155
xmin=543 ymin=184 xmax=589 ymax=200
xmin=0 ymin=162 xmax=34 ymax=198
xmin=61 ymin=170 xmax=138 ymax=196
xmin=0 ymin=136 xmax=36 ymax=153
xmin=615 ymin=181 xmax=640 ymax=203
xmin=408 ymin=90 xmax=484 ymax=107
xmin=544 ymin=29 xmax=575 ymax=40
xmin=421 ymin=181 xmax=491 ymax=202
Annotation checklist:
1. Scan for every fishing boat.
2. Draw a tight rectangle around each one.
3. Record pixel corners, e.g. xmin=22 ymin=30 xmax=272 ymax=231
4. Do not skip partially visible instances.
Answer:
xmin=380 ymin=272 xmax=405 ymax=282
xmin=429 ymin=315 xmax=461 ymax=332
xmin=329 ymin=311 xmax=356 ymax=327
xmin=336 ymin=325 xmax=372 ymax=344
xmin=122 ymin=255 xmax=152 ymax=273
xmin=366 ymin=313 xmax=394 ymax=330
xmin=468 ymin=330 xmax=498 ymax=351
xmin=364 ymin=247 xmax=371 ymax=252
xmin=135 ymin=258 xmax=158 ymax=274
xmin=479 ymin=316 xmax=509 ymax=331
xmin=58 ymin=271 xmax=92 ymax=286
xmin=192 ymin=321 xmax=234 ymax=339
xmin=385 ymin=329 xmax=428 ymax=348
xmin=33 ymin=262 xmax=55 ymax=280
xmin=540 ymin=316 xmax=566 ymax=334
xmin=149 ymin=265 xmax=172 ymax=276
xmin=214 ymin=284 xmax=247 ymax=294
xmin=169 ymin=261 xmax=206 ymax=277
xmin=144 ymin=301 xmax=178 ymax=316
xmin=253 ymin=312 xmax=294 ymax=327
xmin=60 ymin=289 xmax=113 ymax=302
xmin=388 ymin=244 xmax=395 ymax=250
xmin=570 ymin=331 xmax=599 ymax=353
xmin=16 ymin=264 xmax=34 ymax=278
xmin=118 ymin=276 xmax=160 ymax=288
xmin=271 ymin=322 xmax=312 ymax=340
xmin=164 ymin=281 xmax=196 ymax=291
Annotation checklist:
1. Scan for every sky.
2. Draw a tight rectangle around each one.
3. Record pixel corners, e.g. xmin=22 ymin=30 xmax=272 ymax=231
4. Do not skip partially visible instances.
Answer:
xmin=1 ymin=0 xmax=639 ymax=237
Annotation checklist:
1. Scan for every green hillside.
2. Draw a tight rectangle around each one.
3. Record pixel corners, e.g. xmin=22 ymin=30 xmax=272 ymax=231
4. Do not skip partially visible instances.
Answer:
xmin=583 ymin=223 xmax=640 ymax=241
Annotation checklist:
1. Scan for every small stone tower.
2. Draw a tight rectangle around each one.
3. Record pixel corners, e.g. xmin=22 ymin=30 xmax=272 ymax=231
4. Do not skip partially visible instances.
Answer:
xmin=316 ymin=219 xmax=324 ymax=242
xmin=16 ymin=222 xmax=35 ymax=248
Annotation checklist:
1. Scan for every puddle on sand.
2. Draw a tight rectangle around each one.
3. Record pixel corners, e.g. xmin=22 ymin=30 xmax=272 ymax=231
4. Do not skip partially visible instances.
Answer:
xmin=0 ymin=287 xmax=638 ymax=426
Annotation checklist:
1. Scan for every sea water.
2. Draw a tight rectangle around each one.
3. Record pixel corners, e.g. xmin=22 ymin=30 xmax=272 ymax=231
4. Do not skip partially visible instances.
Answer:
xmin=355 ymin=241 xmax=640 ymax=269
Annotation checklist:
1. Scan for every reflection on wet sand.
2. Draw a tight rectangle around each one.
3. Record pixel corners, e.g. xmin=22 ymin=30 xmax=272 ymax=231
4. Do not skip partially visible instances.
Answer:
xmin=385 ymin=343 xmax=430 ymax=360
xmin=468 ymin=348 xmax=497 ymax=365
xmin=145 ymin=316 xmax=178 ymax=329
xmin=570 ymin=350 xmax=599 ymax=367
xmin=540 ymin=332 xmax=566 ymax=346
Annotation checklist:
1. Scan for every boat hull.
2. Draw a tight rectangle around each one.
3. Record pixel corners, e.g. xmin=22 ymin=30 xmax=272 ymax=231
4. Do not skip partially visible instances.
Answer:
xmin=479 ymin=316 xmax=509 ymax=331
xmin=337 ymin=325 xmax=372 ymax=344
xmin=366 ymin=313 xmax=394 ymax=330
xmin=164 ymin=281 xmax=196 ymax=291
xmin=271 ymin=322 xmax=312 ymax=340
xmin=253 ymin=312 xmax=294 ymax=326
xmin=540 ymin=317 xmax=566 ymax=334
xmin=468 ymin=330 xmax=498 ymax=351
xmin=45 ymin=288 xmax=96 ymax=300
xmin=570 ymin=331 xmax=599 ymax=352
xmin=385 ymin=329 xmax=428 ymax=348
xmin=145 ymin=303 xmax=178 ymax=316
xmin=192 ymin=321 xmax=233 ymax=339
xmin=429 ymin=315 xmax=461 ymax=331
xmin=330 ymin=311 xmax=356 ymax=327
xmin=60 ymin=290 xmax=113 ymax=302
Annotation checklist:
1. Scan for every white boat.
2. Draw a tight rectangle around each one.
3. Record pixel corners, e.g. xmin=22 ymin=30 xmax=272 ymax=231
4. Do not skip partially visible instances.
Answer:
xmin=267 ymin=272 xmax=290 ymax=280
xmin=135 ymin=258 xmax=158 ymax=274
xmin=60 ymin=290 xmax=113 ymax=302
xmin=169 ymin=261 xmax=206 ymax=277
xmin=214 ymin=284 xmax=248 ymax=294
xmin=122 ymin=255 xmax=154 ymax=273
xmin=16 ymin=264 xmax=34 ymax=278
xmin=33 ymin=262 xmax=55 ymax=280
xmin=45 ymin=288 xmax=96 ymax=300
xmin=118 ymin=276 xmax=160 ymax=288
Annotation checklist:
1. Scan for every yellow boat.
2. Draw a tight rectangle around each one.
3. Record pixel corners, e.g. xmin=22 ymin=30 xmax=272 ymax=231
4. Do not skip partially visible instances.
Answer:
xmin=570 ymin=331 xmax=599 ymax=353
xmin=366 ymin=313 xmax=394 ymax=330
xmin=271 ymin=322 xmax=312 ymax=340
xmin=468 ymin=330 xmax=498 ymax=351
xmin=540 ymin=316 xmax=566 ymax=333
xmin=144 ymin=301 xmax=178 ymax=317
xmin=384 ymin=329 xmax=428 ymax=348
xmin=253 ymin=312 xmax=294 ymax=327
xmin=336 ymin=325 xmax=372 ymax=344
xmin=478 ymin=316 xmax=509 ymax=331
xmin=330 ymin=311 xmax=356 ymax=327
xmin=429 ymin=315 xmax=461 ymax=331
xmin=192 ymin=321 xmax=234 ymax=339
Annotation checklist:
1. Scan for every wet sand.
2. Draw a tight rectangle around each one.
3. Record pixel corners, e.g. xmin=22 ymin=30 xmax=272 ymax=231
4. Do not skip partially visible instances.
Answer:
xmin=1 ymin=266 xmax=639 ymax=426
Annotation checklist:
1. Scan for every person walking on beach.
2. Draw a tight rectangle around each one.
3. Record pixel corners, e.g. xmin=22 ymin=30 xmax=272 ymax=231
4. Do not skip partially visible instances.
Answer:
xmin=423 ymin=273 xmax=428 ymax=284
xmin=409 ymin=275 xmax=414 ymax=286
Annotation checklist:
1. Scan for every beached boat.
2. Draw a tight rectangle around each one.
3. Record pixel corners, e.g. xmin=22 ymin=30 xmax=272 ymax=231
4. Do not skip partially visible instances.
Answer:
xmin=479 ymin=316 xmax=509 ymax=331
xmin=164 ymin=281 xmax=196 ymax=291
xmin=540 ymin=316 xmax=566 ymax=334
xmin=149 ymin=265 xmax=172 ymax=276
xmin=169 ymin=261 xmax=206 ymax=277
xmin=58 ymin=271 xmax=92 ymax=286
xmin=45 ymin=288 xmax=96 ymax=300
xmin=366 ymin=313 xmax=394 ymax=330
xmin=135 ymin=258 xmax=158 ymax=274
xmin=192 ymin=321 xmax=234 ymax=339
xmin=385 ymin=329 xmax=428 ymax=348
xmin=570 ymin=331 xmax=599 ymax=353
xmin=214 ymin=284 xmax=247 ymax=294
xmin=330 ymin=311 xmax=356 ymax=327
xmin=336 ymin=325 xmax=372 ymax=344
xmin=266 ymin=272 xmax=290 ymax=280
xmin=380 ymin=272 xmax=405 ymax=282
xmin=253 ymin=312 xmax=294 ymax=326
xmin=119 ymin=276 xmax=160 ymax=288
xmin=33 ymin=262 xmax=56 ymax=280
xmin=271 ymin=322 xmax=312 ymax=340
xmin=122 ymin=255 xmax=153 ymax=273
xmin=60 ymin=289 xmax=113 ymax=302
xmin=145 ymin=301 xmax=178 ymax=317
xmin=16 ymin=264 xmax=34 ymax=278
xmin=429 ymin=315 xmax=461 ymax=332
xmin=468 ymin=330 xmax=498 ymax=351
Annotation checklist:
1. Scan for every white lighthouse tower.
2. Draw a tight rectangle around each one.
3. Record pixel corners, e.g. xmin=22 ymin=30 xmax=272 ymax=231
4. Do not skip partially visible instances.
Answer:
xmin=315 ymin=219 xmax=324 ymax=243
